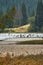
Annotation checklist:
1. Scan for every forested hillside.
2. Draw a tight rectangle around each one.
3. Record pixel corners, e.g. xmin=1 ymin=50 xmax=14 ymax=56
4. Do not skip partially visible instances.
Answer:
xmin=0 ymin=0 xmax=43 ymax=32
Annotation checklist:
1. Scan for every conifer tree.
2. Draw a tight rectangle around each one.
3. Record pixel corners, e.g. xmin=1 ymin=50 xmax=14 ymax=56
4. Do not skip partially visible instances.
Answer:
xmin=0 ymin=6 xmax=16 ymax=30
xmin=35 ymin=0 xmax=43 ymax=32
xmin=31 ymin=8 xmax=35 ymax=16
xmin=22 ymin=2 xmax=27 ymax=25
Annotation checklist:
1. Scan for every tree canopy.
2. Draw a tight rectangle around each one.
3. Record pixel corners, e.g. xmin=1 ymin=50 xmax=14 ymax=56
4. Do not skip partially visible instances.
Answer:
xmin=0 ymin=6 xmax=16 ymax=30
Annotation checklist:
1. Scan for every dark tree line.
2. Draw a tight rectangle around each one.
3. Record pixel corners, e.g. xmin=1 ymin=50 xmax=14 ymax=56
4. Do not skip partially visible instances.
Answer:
xmin=29 ymin=0 xmax=43 ymax=32
xmin=21 ymin=2 xmax=27 ymax=25
xmin=0 ymin=6 xmax=16 ymax=30
xmin=35 ymin=0 xmax=43 ymax=32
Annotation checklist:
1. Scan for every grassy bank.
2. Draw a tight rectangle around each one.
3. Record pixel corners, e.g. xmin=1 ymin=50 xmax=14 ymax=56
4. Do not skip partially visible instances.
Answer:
xmin=0 ymin=53 xmax=43 ymax=65
xmin=16 ymin=40 xmax=43 ymax=45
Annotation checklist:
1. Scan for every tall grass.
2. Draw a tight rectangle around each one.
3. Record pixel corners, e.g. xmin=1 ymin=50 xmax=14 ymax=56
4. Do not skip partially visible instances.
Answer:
xmin=0 ymin=53 xmax=43 ymax=65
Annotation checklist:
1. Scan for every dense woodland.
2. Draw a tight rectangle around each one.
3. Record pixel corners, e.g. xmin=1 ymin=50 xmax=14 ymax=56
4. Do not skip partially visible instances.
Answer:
xmin=0 ymin=0 xmax=43 ymax=32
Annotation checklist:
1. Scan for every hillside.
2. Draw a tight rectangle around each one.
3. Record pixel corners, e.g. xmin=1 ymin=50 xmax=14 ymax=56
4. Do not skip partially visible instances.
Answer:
xmin=4 ymin=16 xmax=35 ymax=33
xmin=5 ymin=24 xmax=30 ymax=33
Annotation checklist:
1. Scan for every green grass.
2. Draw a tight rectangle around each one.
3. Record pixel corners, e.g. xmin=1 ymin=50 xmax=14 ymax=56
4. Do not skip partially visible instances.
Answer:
xmin=17 ymin=40 xmax=43 ymax=45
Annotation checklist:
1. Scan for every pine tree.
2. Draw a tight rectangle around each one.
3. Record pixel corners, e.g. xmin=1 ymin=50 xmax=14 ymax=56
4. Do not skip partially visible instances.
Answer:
xmin=22 ymin=2 xmax=27 ymax=25
xmin=0 ymin=7 xmax=3 ymax=17
xmin=35 ymin=0 xmax=43 ymax=32
xmin=28 ymin=8 xmax=35 ymax=32
xmin=31 ymin=8 xmax=35 ymax=16
xmin=28 ymin=6 xmax=30 ymax=17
